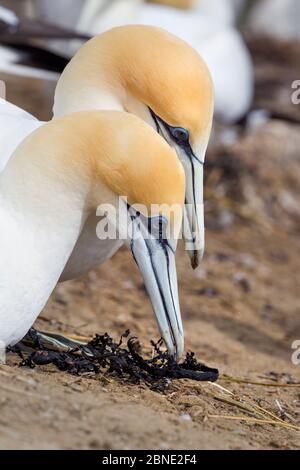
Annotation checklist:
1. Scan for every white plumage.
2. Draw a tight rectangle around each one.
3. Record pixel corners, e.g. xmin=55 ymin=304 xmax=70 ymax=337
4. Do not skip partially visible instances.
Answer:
xmin=248 ymin=0 xmax=300 ymax=41
xmin=0 ymin=98 xmax=43 ymax=173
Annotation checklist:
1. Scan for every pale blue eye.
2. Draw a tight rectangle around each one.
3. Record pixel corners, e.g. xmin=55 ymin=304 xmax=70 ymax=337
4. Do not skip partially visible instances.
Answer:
xmin=171 ymin=127 xmax=189 ymax=143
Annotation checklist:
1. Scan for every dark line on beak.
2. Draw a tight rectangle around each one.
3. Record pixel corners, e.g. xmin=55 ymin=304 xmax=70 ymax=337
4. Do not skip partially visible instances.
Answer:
xmin=161 ymin=242 xmax=181 ymax=333
xmin=144 ymin=239 xmax=177 ymax=354
xmin=131 ymin=235 xmax=178 ymax=354
xmin=185 ymin=145 xmax=204 ymax=166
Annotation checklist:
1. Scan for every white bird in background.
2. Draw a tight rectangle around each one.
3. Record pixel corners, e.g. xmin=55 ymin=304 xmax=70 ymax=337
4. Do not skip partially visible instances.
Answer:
xmin=193 ymin=0 xmax=242 ymax=26
xmin=0 ymin=4 xmax=88 ymax=79
xmin=0 ymin=110 xmax=185 ymax=358
xmin=0 ymin=6 xmax=57 ymax=80
xmin=247 ymin=0 xmax=300 ymax=41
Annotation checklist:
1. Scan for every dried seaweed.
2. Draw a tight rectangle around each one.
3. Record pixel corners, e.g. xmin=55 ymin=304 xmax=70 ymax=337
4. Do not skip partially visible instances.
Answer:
xmin=9 ymin=328 xmax=219 ymax=391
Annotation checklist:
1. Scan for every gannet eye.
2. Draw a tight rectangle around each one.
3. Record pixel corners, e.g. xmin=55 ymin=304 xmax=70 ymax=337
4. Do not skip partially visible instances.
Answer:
xmin=170 ymin=127 xmax=189 ymax=144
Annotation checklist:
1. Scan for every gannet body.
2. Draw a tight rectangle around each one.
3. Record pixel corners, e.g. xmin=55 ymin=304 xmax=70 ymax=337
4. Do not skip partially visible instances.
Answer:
xmin=0 ymin=99 xmax=122 ymax=276
xmin=194 ymin=0 xmax=247 ymax=26
xmin=0 ymin=99 xmax=120 ymax=275
xmin=0 ymin=110 xmax=185 ymax=357
xmin=248 ymin=0 xmax=300 ymax=41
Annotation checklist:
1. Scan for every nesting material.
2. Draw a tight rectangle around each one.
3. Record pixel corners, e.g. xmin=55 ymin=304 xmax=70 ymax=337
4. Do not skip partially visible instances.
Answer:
xmin=11 ymin=328 xmax=219 ymax=391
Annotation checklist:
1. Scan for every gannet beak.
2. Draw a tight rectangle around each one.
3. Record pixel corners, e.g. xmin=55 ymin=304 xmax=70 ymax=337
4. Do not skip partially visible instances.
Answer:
xmin=179 ymin=148 xmax=205 ymax=270
xmin=127 ymin=212 xmax=184 ymax=360
xmin=131 ymin=235 xmax=184 ymax=360
xmin=148 ymin=109 xmax=206 ymax=270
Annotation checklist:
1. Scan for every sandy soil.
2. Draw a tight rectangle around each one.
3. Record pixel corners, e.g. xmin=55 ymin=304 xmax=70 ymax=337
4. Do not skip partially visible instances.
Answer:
xmin=0 ymin=37 xmax=300 ymax=450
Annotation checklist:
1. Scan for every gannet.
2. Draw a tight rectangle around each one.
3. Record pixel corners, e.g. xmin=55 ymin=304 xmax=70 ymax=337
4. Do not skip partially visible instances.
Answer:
xmin=0 ymin=5 xmax=87 ymax=78
xmin=54 ymin=25 xmax=214 ymax=277
xmin=247 ymin=0 xmax=300 ymax=41
xmin=0 ymin=110 xmax=185 ymax=358
xmin=1 ymin=26 xmax=214 ymax=276
xmin=194 ymin=0 xmax=240 ymax=26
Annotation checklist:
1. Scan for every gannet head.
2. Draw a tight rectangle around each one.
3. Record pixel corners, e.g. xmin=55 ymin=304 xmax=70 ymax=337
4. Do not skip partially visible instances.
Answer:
xmin=54 ymin=25 xmax=214 ymax=269
xmin=46 ymin=110 xmax=185 ymax=359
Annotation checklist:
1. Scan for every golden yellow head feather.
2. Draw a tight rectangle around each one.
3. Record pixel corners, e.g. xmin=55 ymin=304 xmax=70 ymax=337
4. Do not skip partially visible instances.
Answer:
xmin=20 ymin=111 xmax=185 ymax=219
xmin=54 ymin=25 xmax=214 ymax=147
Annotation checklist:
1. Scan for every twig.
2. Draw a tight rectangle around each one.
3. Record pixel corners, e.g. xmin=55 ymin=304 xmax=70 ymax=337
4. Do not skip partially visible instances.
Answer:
xmin=275 ymin=399 xmax=298 ymax=424
xmin=212 ymin=395 xmax=259 ymax=417
xmin=207 ymin=380 xmax=295 ymax=424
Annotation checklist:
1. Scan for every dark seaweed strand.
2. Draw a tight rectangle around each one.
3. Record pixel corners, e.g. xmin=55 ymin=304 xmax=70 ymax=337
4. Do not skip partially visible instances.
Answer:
xmin=9 ymin=328 xmax=219 ymax=390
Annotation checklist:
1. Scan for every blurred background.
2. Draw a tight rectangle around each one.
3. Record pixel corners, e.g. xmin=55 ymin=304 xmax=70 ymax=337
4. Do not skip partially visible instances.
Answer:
xmin=0 ymin=0 xmax=300 ymax=450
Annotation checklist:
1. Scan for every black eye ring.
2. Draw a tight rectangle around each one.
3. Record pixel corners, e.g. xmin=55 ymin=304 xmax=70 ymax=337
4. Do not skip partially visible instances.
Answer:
xmin=170 ymin=127 xmax=189 ymax=144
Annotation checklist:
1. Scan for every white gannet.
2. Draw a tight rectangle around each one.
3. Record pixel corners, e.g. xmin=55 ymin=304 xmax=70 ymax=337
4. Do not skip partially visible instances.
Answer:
xmin=247 ymin=0 xmax=300 ymax=41
xmin=53 ymin=25 xmax=214 ymax=276
xmin=0 ymin=110 xmax=185 ymax=358
xmin=0 ymin=5 xmax=57 ymax=80
xmin=75 ymin=1 xmax=253 ymax=123
xmin=1 ymin=26 xmax=213 ymax=277
xmin=0 ymin=5 xmax=87 ymax=78
xmin=148 ymin=0 xmax=244 ymax=23
xmin=194 ymin=0 xmax=239 ymax=26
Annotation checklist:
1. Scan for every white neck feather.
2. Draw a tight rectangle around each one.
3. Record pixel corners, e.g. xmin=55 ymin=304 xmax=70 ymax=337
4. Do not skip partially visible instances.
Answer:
xmin=53 ymin=85 xmax=124 ymax=117
xmin=52 ymin=58 xmax=152 ymax=125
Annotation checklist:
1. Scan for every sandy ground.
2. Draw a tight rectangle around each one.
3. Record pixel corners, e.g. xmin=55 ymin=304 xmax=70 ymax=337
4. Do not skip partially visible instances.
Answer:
xmin=0 ymin=37 xmax=300 ymax=450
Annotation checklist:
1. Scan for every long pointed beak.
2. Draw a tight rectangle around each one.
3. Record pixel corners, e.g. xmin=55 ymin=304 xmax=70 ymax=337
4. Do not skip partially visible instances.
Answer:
xmin=130 ymin=235 xmax=184 ymax=360
xmin=147 ymin=109 xmax=206 ymax=270
xmin=180 ymin=151 xmax=205 ymax=269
